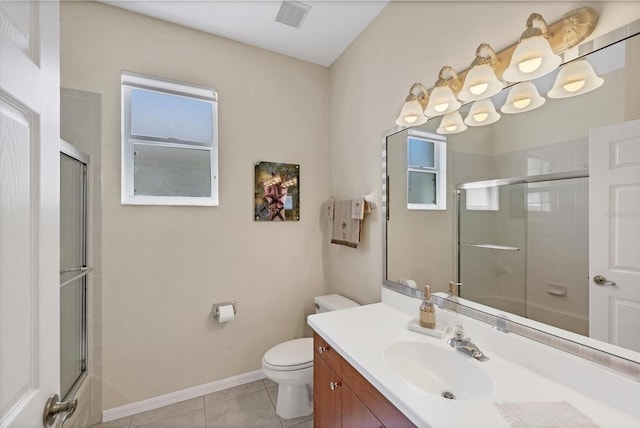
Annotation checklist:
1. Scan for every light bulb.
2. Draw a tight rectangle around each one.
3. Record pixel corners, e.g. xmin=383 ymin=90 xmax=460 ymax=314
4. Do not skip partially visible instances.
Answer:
xmin=513 ymin=98 xmax=531 ymax=109
xmin=445 ymin=124 xmax=458 ymax=132
xmin=434 ymin=102 xmax=449 ymax=113
xmin=473 ymin=112 xmax=489 ymax=122
xmin=469 ymin=83 xmax=489 ymax=96
xmin=563 ymin=80 xmax=586 ymax=93
xmin=404 ymin=115 xmax=418 ymax=124
xmin=518 ymin=57 xmax=542 ymax=74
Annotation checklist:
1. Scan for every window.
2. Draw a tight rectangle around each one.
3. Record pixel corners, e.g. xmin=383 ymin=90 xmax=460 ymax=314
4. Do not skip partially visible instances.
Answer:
xmin=121 ymin=72 xmax=218 ymax=205
xmin=407 ymin=130 xmax=446 ymax=210
xmin=465 ymin=186 xmax=499 ymax=211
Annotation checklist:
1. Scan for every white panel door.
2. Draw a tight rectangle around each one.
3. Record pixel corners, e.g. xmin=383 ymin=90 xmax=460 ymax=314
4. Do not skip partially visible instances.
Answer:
xmin=0 ymin=1 xmax=60 ymax=427
xmin=589 ymin=119 xmax=640 ymax=352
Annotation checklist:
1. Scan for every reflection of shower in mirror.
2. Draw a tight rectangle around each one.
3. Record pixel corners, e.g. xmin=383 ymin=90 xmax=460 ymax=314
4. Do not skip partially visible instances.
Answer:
xmin=383 ymin=24 xmax=640 ymax=360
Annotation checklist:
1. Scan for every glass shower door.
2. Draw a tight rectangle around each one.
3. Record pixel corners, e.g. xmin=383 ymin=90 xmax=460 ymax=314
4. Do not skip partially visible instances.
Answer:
xmin=60 ymin=145 xmax=88 ymax=399
xmin=458 ymin=183 xmax=527 ymax=317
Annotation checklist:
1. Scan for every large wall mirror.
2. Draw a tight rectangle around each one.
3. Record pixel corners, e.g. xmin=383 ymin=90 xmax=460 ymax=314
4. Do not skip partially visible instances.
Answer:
xmin=384 ymin=22 xmax=639 ymax=363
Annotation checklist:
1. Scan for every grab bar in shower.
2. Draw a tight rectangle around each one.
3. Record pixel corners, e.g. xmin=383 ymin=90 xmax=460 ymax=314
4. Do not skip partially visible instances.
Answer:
xmin=460 ymin=243 xmax=521 ymax=251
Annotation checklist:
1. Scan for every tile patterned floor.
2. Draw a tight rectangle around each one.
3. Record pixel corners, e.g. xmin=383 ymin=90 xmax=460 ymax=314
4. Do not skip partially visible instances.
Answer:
xmin=92 ymin=380 xmax=313 ymax=428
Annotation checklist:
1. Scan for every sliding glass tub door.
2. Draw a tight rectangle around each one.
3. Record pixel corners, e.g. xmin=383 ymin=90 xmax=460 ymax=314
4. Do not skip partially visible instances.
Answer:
xmin=60 ymin=141 xmax=89 ymax=399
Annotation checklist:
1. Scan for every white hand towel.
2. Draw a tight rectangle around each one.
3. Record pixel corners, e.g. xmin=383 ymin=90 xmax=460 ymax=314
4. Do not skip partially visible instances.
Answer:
xmin=331 ymin=199 xmax=361 ymax=248
xmin=324 ymin=198 xmax=335 ymax=220
xmin=351 ymin=197 xmax=365 ymax=220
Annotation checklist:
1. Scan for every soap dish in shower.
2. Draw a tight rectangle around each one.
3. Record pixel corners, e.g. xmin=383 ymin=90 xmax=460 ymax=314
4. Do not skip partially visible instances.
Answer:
xmin=407 ymin=319 xmax=448 ymax=339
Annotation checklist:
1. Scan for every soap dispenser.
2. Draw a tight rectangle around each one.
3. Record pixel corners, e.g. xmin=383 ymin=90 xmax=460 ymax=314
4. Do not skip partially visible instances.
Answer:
xmin=449 ymin=281 xmax=462 ymax=301
xmin=419 ymin=285 xmax=436 ymax=329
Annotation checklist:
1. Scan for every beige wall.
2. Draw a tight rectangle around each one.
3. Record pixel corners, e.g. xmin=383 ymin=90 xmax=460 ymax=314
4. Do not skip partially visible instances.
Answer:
xmin=61 ymin=2 xmax=330 ymax=409
xmin=328 ymin=1 xmax=640 ymax=302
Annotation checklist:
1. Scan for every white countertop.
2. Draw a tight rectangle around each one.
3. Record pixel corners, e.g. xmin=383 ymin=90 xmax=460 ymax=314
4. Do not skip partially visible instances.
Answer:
xmin=307 ymin=302 xmax=640 ymax=428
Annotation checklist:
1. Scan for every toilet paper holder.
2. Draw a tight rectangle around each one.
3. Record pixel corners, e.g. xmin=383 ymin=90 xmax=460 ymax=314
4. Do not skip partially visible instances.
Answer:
xmin=212 ymin=301 xmax=237 ymax=320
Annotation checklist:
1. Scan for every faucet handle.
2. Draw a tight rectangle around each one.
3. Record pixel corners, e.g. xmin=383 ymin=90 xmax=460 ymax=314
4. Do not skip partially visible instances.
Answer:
xmin=452 ymin=324 xmax=465 ymax=339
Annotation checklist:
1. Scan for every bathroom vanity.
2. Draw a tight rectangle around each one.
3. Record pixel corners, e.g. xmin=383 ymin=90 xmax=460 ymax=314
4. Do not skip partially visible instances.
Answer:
xmin=308 ymin=293 xmax=640 ymax=427
xmin=313 ymin=333 xmax=414 ymax=427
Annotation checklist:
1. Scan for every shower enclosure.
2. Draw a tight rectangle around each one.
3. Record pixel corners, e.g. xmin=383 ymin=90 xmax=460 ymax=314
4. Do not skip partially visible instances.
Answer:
xmin=60 ymin=141 xmax=89 ymax=399
xmin=457 ymin=170 xmax=589 ymax=335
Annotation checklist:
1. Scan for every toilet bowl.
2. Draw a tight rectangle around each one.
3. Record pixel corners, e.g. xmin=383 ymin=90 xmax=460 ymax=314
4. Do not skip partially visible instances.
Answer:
xmin=261 ymin=294 xmax=359 ymax=419
xmin=262 ymin=338 xmax=314 ymax=419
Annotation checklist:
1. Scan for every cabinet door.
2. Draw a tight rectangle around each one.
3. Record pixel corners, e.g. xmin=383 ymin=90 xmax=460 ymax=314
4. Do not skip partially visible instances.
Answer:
xmin=314 ymin=351 xmax=342 ymax=428
xmin=343 ymin=384 xmax=384 ymax=428
xmin=342 ymin=356 xmax=416 ymax=428
xmin=315 ymin=332 xmax=344 ymax=375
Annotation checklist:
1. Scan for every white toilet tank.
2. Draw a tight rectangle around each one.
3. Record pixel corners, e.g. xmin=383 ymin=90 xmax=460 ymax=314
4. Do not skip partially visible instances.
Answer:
xmin=314 ymin=294 xmax=359 ymax=313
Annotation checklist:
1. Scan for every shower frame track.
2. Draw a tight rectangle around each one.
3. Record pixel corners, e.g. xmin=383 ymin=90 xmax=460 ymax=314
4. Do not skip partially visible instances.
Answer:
xmin=456 ymin=169 xmax=589 ymax=190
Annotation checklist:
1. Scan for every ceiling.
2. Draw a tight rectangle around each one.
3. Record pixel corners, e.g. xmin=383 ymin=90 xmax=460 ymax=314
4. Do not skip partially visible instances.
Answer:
xmin=100 ymin=0 xmax=390 ymax=67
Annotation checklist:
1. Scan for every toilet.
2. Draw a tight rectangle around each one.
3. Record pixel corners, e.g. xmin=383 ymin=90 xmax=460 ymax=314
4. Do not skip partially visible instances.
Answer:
xmin=261 ymin=294 xmax=359 ymax=419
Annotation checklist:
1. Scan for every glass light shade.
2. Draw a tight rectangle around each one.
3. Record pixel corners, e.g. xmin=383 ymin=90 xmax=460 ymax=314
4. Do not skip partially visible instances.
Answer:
xmin=436 ymin=111 xmax=467 ymax=135
xmin=548 ymin=59 xmax=604 ymax=99
xmin=464 ymin=99 xmax=501 ymax=126
xmin=395 ymin=100 xmax=428 ymax=127
xmin=501 ymin=81 xmax=546 ymax=114
xmin=502 ymin=36 xmax=561 ymax=83
xmin=458 ymin=64 xmax=504 ymax=102
xmin=425 ymin=85 xmax=461 ymax=117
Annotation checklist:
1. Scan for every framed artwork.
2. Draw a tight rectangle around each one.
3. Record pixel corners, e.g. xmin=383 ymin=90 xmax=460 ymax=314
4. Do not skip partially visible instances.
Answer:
xmin=254 ymin=161 xmax=300 ymax=221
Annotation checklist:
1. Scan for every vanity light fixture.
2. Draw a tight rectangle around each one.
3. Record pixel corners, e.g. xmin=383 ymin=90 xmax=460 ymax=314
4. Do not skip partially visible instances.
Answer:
xmin=394 ymin=7 xmax=598 ymax=129
xmin=395 ymin=83 xmax=429 ymax=126
xmin=458 ymin=44 xmax=504 ymax=102
xmin=424 ymin=66 xmax=462 ymax=117
xmin=548 ymin=59 xmax=604 ymax=99
xmin=436 ymin=111 xmax=467 ymax=135
xmin=502 ymin=13 xmax=562 ymax=83
xmin=464 ymin=99 xmax=501 ymax=126
xmin=501 ymin=81 xmax=545 ymax=114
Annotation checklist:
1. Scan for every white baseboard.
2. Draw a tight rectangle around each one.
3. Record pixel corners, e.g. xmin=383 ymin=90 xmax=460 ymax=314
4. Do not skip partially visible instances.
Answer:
xmin=102 ymin=369 xmax=265 ymax=422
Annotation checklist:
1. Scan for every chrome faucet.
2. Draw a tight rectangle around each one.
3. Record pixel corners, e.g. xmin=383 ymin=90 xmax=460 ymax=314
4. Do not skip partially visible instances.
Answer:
xmin=447 ymin=324 xmax=489 ymax=361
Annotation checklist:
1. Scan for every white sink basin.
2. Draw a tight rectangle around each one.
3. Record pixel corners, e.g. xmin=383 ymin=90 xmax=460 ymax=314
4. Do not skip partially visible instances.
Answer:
xmin=383 ymin=340 xmax=494 ymax=400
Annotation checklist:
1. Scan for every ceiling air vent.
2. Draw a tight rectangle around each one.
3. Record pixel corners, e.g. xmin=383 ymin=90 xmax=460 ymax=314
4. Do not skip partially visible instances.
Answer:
xmin=275 ymin=1 xmax=311 ymax=29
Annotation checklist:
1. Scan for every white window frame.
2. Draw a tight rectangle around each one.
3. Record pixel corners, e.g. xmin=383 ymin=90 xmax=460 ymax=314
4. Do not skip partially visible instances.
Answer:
xmin=407 ymin=129 xmax=447 ymax=210
xmin=121 ymin=71 xmax=219 ymax=206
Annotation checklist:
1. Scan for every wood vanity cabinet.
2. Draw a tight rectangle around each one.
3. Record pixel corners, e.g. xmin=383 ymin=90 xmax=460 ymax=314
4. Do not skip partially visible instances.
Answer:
xmin=313 ymin=333 xmax=416 ymax=428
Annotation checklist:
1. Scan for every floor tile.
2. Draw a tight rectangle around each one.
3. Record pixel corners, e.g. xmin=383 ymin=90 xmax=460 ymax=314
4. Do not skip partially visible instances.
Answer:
xmin=262 ymin=378 xmax=277 ymax=388
xmin=281 ymin=412 xmax=313 ymax=428
xmin=204 ymin=380 xmax=266 ymax=407
xmin=290 ymin=420 xmax=313 ymax=428
xmin=138 ymin=409 xmax=205 ymax=428
xmin=205 ymin=389 xmax=282 ymax=428
xmin=266 ymin=385 xmax=278 ymax=409
xmin=267 ymin=385 xmax=313 ymax=428
xmin=130 ymin=397 xmax=204 ymax=427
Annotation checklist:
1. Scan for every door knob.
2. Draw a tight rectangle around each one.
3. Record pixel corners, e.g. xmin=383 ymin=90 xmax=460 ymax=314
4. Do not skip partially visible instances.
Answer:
xmin=593 ymin=275 xmax=616 ymax=286
xmin=329 ymin=381 xmax=340 ymax=390
xmin=43 ymin=394 xmax=77 ymax=427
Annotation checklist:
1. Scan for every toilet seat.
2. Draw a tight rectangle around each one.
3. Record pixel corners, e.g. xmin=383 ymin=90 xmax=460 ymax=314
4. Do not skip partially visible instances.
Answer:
xmin=262 ymin=337 xmax=313 ymax=371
